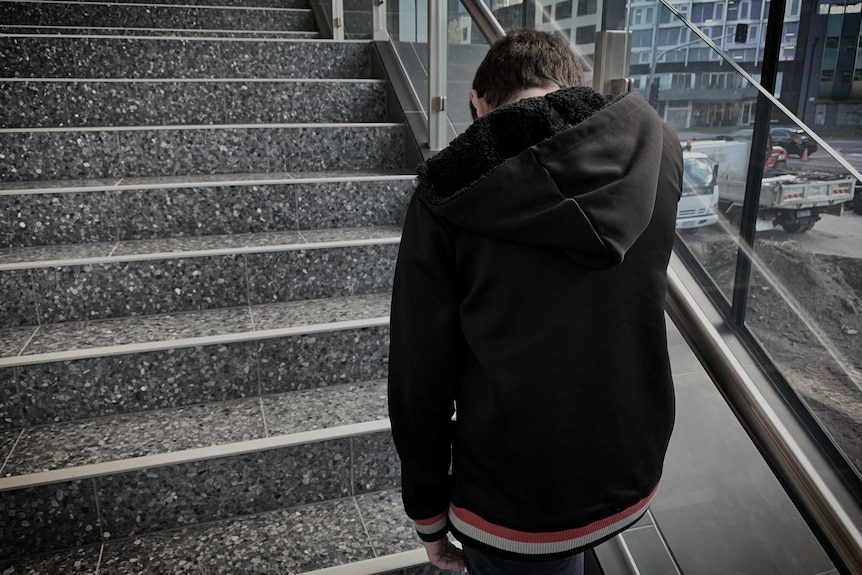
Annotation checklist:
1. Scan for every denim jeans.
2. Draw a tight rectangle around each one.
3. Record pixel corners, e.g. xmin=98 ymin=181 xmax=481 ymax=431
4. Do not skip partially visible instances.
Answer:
xmin=463 ymin=546 xmax=584 ymax=575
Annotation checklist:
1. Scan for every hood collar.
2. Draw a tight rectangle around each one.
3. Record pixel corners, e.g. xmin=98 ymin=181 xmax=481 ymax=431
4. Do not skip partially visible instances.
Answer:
xmin=414 ymin=88 xmax=667 ymax=269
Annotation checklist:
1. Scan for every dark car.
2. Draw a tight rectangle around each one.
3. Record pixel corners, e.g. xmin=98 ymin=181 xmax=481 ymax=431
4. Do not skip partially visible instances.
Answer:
xmin=769 ymin=126 xmax=817 ymax=157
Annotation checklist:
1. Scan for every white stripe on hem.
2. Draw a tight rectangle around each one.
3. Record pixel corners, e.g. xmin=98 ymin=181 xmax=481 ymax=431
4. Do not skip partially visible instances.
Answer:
xmin=448 ymin=499 xmax=652 ymax=555
xmin=414 ymin=516 xmax=448 ymax=535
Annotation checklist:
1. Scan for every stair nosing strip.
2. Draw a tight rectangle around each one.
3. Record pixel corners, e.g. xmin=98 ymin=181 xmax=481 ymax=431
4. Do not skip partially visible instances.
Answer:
xmin=0 ymin=122 xmax=402 ymax=134
xmin=300 ymin=549 xmax=427 ymax=575
xmin=0 ymin=315 xmax=390 ymax=368
xmin=0 ymin=235 xmax=402 ymax=270
xmin=0 ymin=418 xmax=391 ymax=492
xmin=0 ymin=78 xmax=386 ymax=83
xmin=0 ymin=173 xmax=415 ymax=195
xmin=0 ymin=32 xmax=369 ymax=42
xmin=1 ymin=0 xmax=311 ymax=11
xmin=3 ymin=25 xmax=317 ymax=35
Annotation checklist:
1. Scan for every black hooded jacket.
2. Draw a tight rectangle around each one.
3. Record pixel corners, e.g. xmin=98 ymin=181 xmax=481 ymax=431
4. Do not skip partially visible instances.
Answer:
xmin=388 ymin=87 xmax=683 ymax=558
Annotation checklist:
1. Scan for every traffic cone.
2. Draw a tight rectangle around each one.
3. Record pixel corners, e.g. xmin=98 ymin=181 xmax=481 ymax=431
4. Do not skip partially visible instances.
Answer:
xmin=801 ymin=148 xmax=809 ymax=162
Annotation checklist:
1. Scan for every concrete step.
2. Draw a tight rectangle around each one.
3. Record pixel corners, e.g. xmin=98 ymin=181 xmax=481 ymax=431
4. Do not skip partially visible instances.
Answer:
xmin=1 ymin=226 xmax=400 ymax=326
xmin=0 ymin=172 xmax=414 ymax=248
xmin=0 ymin=36 xmax=375 ymax=80
xmin=25 ymin=0 xmax=311 ymax=7
xmin=0 ymin=123 xmax=405 ymax=182
xmin=0 ymin=25 xmax=320 ymax=38
xmin=1 ymin=289 xmax=391 ymax=424
xmin=0 ymin=1 xmax=316 ymax=34
xmin=0 ymin=488 xmax=431 ymax=573
xmin=1 ymin=379 xmax=389 ymax=479
xmin=2 ymin=78 xmax=389 ymax=131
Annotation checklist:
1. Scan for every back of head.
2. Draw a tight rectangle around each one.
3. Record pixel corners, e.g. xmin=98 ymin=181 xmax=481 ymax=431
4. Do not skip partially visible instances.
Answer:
xmin=472 ymin=29 xmax=584 ymax=111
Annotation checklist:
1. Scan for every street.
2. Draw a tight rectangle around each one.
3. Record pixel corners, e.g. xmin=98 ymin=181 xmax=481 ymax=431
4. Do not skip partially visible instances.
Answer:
xmin=687 ymin=211 xmax=862 ymax=258
xmin=677 ymin=132 xmax=862 ymax=177
xmin=788 ymin=137 xmax=862 ymax=177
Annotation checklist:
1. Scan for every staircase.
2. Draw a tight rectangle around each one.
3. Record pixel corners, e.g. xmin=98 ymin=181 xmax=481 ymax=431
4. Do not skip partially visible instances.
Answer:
xmin=0 ymin=1 xmax=426 ymax=572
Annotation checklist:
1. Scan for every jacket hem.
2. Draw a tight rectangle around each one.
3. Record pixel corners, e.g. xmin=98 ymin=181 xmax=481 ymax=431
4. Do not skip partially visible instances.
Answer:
xmin=414 ymin=510 xmax=450 ymax=542
xmin=448 ymin=485 xmax=657 ymax=555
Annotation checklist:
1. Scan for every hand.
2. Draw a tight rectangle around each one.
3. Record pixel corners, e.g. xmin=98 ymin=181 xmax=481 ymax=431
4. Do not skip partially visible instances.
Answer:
xmin=422 ymin=537 xmax=465 ymax=570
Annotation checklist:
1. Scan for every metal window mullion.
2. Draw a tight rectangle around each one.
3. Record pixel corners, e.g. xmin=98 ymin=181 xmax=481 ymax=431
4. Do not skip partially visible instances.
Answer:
xmin=372 ymin=0 xmax=389 ymax=40
xmin=428 ymin=0 xmax=448 ymax=152
xmin=729 ymin=0 xmax=784 ymax=326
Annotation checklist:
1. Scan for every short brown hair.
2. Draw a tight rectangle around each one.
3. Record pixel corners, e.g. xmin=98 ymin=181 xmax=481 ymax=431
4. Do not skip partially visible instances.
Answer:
xmin=472 ymin=29 xmax=584 ymax=111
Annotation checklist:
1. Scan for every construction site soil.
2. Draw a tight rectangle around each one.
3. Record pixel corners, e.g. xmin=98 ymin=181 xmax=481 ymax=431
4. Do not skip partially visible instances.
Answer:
xmin=698 ymin=237 xmax=862 ymax=470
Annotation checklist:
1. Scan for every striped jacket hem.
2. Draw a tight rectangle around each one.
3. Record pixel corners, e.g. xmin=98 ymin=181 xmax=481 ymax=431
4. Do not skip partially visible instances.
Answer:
xmin=448 ymin=486 xmax=657 ymax=555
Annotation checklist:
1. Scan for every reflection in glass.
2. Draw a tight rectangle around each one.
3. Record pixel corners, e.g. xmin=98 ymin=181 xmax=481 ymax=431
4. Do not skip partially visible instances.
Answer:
xmin=645 ymin=1 xmax=862 ymax=480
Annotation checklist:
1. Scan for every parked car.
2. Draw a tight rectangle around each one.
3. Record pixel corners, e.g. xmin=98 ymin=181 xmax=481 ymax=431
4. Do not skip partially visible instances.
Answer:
xmin=769 ymin=126 xmax=817 ymax=158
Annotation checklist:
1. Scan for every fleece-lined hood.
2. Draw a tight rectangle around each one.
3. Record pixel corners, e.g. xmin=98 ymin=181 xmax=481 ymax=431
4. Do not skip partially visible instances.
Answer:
xmin=415 ymin=87 xmax=666 ymax=269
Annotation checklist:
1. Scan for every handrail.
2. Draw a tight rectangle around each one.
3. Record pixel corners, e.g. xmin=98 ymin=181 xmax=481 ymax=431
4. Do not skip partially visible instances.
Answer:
xmin=459 ymin=0 xmax=505 ymax=43
xmin=667 ymin=256 xmax=862 ymax=574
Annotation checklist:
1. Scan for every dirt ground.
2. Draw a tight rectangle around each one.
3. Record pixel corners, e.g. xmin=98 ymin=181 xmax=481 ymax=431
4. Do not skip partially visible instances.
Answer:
xmin=698 ymin=237 xmax=862 ymax=470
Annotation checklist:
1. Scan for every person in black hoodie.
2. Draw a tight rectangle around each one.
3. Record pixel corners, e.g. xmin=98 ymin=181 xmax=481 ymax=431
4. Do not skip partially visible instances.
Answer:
xmin=388 ymin=29 xmax=683 ymax=574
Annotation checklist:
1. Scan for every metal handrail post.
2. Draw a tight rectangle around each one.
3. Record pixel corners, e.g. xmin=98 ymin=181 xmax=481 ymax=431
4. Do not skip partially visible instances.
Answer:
xmin=428 ymin=0 xmax=448 ymax=152
xmin=459 ymin=0 xmax=504 ymax=43
xmin=372 ymin=0 xmax=389 ymax=40
xmin=331 ymin=0 xmax=345 ymax=40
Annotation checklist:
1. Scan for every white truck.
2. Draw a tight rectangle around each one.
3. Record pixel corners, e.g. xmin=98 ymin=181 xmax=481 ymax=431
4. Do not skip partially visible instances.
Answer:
xmin=677 ymin=150 xmax=720 ymax=231
xmin=687 ymin=138 xmax=856 ymax=233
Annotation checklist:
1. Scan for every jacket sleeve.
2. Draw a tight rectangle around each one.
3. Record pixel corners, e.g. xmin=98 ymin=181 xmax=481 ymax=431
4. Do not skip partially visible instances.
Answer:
xmin=388 ymin=194 xmax=463 ymax=542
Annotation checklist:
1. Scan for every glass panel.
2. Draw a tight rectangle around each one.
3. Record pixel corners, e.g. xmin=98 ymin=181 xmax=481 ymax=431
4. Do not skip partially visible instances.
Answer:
xmin=446 ymin=1 xmax=492 ymax=135
xmin=641 ymin=2 xmax=862 ymax=485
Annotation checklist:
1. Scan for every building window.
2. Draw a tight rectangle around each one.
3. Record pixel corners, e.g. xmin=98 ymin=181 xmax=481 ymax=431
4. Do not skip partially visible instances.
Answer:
xmin=671 ymin=73 xmax=693 ymax=89
xmin=556 ymin=1 xmax=573 ymax=20
xmin=575 ymin=24 xmax=596 ymax=44
xmin=836 ymin=103 xmax=862 ymax=125
xmin=691 ymin=2 xmax=718 ymax=23
xmin=632 ymin=29 xmax=653 ymax=48
xmin=751 ymin=0 xmax=763 ymax=18
xmin=786 ymin=0 xmax=800 ymax=17
xmin=542 ymin=6 xmax=552 ymax=22
xmin=656 ymin=27 xmax=684 ymax=46
xmin=631 ymin=6 xmax=655 ymax=25
xmin=781 ymin=22 xmax=796 ymax=45
xmin=577 ymin=0 xmax=597 ymax=16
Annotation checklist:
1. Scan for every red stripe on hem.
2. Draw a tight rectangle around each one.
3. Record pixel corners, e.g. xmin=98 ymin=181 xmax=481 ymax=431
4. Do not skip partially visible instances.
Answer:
xmin=414 ymin=511 xmax=448 ymax=526
xmin=450 ymin=486 xmax=657 ymax=544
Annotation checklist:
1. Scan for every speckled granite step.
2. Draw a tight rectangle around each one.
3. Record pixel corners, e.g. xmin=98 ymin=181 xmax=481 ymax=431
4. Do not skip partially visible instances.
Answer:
xmin=0 ymin=123 xmax=404 ymax=183
xmin=0 ymin=416 xmax=400 ymax=563
xmin=0 ymin=2 xmax=316 ymax=34
xmin=31 ymin=0 xmax=311 ymax=6
xmin=0 ymin=489 xmax=431 ymax=573
xmin=1 ymin=227 xmax=400 ymax=325
xmin=0 ymin=36 xmax=374 ymax=79
xmin=0 ymin=379 xmax=388 ymax=478
xmin=0 ymin=172 xmax=414 ymax=248
xmin=1 ymin=79 xmax=387 ymax=129
xmin=0 ymin=25 xmax=321 ymax=38
xmin=0 ymin=291 xmax=391 ymax=425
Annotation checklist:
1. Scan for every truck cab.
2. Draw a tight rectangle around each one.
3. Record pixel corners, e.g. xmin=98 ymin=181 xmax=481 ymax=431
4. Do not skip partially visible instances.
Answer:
xmin=677 ymin=150 xmax=720 ymax=231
